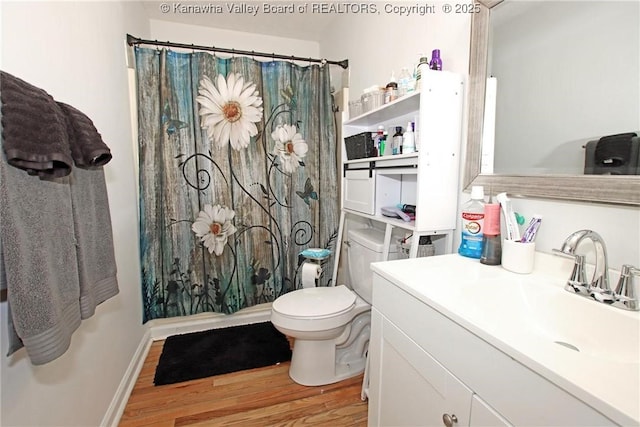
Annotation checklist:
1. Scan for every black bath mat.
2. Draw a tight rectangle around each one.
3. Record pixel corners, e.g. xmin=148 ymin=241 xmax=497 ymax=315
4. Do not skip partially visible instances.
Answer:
xmin=153 ymin=322 xmax=292 ymax=386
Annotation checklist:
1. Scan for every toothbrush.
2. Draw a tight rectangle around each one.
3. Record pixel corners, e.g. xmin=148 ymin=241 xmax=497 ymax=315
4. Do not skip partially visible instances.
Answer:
xmin=496 ymin=192 xmax=521 ymax=241
xmin=520 ymin=215 xmax=542 ymax=243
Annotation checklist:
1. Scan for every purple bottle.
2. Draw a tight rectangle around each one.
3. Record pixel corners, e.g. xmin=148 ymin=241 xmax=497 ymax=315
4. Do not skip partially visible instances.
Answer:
xmin=429 ymin=49 xmax=442 ymax=71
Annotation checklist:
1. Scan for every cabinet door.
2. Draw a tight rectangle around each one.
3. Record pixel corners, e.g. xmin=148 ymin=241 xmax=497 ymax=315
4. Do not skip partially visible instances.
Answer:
xmin=470 ymin=395 xmax=513 ymax=426
xmin=369 ymin=310 xmax=472 ymax=427
xmin=343 ymin=168 xmax=375 ymax=214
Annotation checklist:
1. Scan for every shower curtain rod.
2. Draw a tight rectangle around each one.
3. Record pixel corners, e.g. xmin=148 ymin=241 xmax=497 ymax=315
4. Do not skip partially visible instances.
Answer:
xmin=126 ymin=34 xmax=349 ymax=69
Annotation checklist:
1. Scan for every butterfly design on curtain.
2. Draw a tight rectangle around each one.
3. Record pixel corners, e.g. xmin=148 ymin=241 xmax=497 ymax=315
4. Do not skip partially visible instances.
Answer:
xmin=296 ymin=178 xmax=318 ymax=207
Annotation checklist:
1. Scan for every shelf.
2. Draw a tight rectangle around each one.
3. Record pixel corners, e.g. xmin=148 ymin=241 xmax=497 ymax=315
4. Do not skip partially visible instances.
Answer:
xmin=342 ymin=208 xmax=453 ymax=235
xmin=334 ymin=72 xmax=462 ymax=284
xmin=343 ymin=152 xmax=418 ymax=165
xmin=344 ymin=91 xmax=421 ymax=127
xmin=343 ymin=208 xmax=415 ymax=230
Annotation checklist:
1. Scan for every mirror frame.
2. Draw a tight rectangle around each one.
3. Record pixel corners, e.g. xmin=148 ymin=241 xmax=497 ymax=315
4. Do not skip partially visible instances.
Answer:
xmin=464 ymin=0 xmax=640 ymax=205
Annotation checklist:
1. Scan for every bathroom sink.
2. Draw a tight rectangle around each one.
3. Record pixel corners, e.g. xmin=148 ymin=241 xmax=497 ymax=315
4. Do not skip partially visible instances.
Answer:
xmin=454 ymin=275 xmax=640 ymax=365
xmin=371 ymin=253 xmax=640 ymax=425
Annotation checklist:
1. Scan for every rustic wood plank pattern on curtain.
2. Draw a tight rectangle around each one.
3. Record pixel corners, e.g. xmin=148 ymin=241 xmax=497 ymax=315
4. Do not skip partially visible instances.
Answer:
xmin=119 ymin=340 xmax=368 ymax=426
xmin=137 ymin=47 xmax=339 ymax=322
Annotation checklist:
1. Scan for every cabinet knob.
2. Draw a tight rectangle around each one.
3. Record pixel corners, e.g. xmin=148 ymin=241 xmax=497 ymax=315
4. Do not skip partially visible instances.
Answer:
xmin=442 ymin=413 xmax=458 ymax=427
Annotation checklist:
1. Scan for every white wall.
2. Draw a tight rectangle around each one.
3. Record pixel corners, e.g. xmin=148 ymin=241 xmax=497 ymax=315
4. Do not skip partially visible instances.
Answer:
xmin=319 ymin=6 xmax=640 ymax=270
xmin=322 ymin=9 xmax=471 ymax=97
xmin=506 ymin=198 xmax=639 ymax=270
xmin=149 ymin=19 xmax=320 ymax=58
xmin=0 ymin=2 xmax=149 ymax=426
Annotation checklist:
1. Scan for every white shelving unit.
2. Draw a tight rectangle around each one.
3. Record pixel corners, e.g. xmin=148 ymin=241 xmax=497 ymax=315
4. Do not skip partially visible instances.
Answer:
xmin=331 ymin=70 xmax=464 ymax=285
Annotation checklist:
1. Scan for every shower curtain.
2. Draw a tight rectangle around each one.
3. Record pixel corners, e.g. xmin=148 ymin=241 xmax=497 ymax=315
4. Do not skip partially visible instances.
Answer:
xmin=135 ymin=48 xmax=339 ymax=322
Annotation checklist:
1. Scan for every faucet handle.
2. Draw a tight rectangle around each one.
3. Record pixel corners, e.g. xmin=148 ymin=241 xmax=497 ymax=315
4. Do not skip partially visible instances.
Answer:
xmin=553 ymin=249 xmax=589 ymax=295
xmin=613 ymin=264 xmax=640 ymax=311
xmin=590 ymin=264 xmax=616 ymax=304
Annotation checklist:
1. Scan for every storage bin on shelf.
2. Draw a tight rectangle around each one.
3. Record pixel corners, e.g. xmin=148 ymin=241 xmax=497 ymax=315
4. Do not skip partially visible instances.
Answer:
xmin=345 ymin=132 xmax=375 ymax=160
xmin=349 ymin=100 xmax=363 ymax=118
xmin=361 ymin=88 xmax=384 ymax=113
xmin=398 ymin=235 xmax=435 ymax=258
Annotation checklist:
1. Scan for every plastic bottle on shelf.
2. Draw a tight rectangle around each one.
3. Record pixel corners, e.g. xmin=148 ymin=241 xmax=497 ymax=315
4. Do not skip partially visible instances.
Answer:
xmin=402 ymin=121 xmax=415 ymax=154
xmin=392 ymin=126 xmax=403 ymax=155
xmin=429 ymin=49 xmax=443 ymax=71
xmin=384 ymin=72 xmax=398 ymax=104
xmin=375 ymin=125 xmax=385 ymax=156
xmin=397 ymin=67 xmax=414 ymax=97
xmin=458 ymin=186 xmax=485 ymax=259
xmin=382 ymin=130 xmax=391 ymax=156
xmin=415 ymin=55 xmax=429 ymax=91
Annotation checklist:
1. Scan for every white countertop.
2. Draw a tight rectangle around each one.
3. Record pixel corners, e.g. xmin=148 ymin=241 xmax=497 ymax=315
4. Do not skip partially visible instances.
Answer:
xmin=371 ymin=252 xmax=640 ymax=426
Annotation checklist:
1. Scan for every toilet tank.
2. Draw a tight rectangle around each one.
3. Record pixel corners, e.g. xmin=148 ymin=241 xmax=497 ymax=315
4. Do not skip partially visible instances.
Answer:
xmin=346 ymin=227 xmax=398 ymax=304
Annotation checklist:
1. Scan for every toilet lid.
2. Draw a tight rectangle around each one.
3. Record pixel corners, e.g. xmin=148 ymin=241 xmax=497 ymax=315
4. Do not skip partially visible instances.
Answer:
xmin=272 ymin=285 xmax=356 ymax=318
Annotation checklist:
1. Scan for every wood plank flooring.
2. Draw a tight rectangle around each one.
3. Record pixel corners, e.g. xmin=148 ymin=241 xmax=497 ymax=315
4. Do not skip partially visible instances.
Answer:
xmin=119 ymin=340 xmax=368 ymax=427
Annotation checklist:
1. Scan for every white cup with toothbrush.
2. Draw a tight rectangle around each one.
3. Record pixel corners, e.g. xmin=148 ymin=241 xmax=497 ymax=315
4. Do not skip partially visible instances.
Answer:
xmin=501 ymin=214 xmax=542 ymax=274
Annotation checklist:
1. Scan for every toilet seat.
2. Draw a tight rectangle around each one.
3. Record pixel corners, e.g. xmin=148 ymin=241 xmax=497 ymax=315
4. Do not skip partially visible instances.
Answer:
xmin=272 ymin=285 xmax=356 ymax=319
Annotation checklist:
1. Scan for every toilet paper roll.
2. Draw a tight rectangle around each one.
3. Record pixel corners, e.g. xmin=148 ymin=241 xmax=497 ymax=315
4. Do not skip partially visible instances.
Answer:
xmin=301 ymin=262 xmax=322 ymax=288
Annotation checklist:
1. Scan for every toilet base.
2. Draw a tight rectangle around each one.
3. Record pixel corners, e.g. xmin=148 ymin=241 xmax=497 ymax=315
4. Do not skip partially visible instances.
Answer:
xmin=288 ymin=312 xmax=370 ymax=386
xmin=289 ymin=339 xmax=368 ymax=386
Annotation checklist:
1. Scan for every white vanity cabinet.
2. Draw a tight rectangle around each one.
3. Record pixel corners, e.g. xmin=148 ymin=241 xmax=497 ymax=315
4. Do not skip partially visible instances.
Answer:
xmin=338 ymin=70 xmax=464 ymax=262
xmin=368 ymin=270 xmax=617 ymax=427
xmin=470 ymin=396 xmax=512 ymax=426
xmin=369 ymin=306 xmax=474 ymax=427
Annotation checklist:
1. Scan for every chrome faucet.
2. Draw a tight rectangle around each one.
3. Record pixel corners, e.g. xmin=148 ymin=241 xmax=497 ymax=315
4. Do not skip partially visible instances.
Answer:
xmin=554 ymin=230 xmax=615 ymax=303
xmin=613 ymin=265 xmax=640 ymax=311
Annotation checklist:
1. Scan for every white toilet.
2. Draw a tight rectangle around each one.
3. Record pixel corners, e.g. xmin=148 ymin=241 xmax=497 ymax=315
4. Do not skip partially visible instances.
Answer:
xmin=271 ymin=227 xmax=398 ymax=386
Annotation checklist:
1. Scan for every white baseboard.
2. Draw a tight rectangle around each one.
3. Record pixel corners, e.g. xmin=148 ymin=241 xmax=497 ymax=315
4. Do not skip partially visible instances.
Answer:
xmin=148 ymin=302 xmax=273 ymax=341
xmin=102 ymin=303 xmax=273 ymax=426
xmin=101 ymin=329 xmax=152 ymax=427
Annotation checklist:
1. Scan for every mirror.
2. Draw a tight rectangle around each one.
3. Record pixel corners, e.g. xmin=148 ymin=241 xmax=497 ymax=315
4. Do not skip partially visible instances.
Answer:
xmin=465 ymin=0 xmax=640 ymax=205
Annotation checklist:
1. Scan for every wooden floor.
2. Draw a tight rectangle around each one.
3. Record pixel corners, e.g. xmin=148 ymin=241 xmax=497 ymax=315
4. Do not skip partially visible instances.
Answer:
xmin=119 ymin=340 xmax=368 ymax=427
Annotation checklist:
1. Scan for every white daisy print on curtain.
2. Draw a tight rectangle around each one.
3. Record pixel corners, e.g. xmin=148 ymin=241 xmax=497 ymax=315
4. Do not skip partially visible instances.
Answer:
xmin=272 ymin=124 xmax=309 ymax=173
xmin=191 ymin=204 xmax=237 ymax=256
xmin=196 ymin=73 xmax=263 ymax=151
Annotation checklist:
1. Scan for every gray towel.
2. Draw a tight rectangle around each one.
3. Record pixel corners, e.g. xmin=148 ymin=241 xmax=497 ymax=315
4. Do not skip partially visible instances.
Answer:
xmin=0 ymin=149 xmax=82 ymax=364
xmin=0 ymin=242 xmax=21 ymax=356
xmin=0 ymin=71 xmax=73 ymax=178
xmin=0 ymin=71 xmax=112 ymax=177
xmin=58 ymin=102 xmax=112 ymax=168
xmin=1 ymin=143 xmax=119 ymax=364
xmin=0 ymin=72 xmax=119 ymax=364
xmin=69 ymin=166 xmax=119 ymax=319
